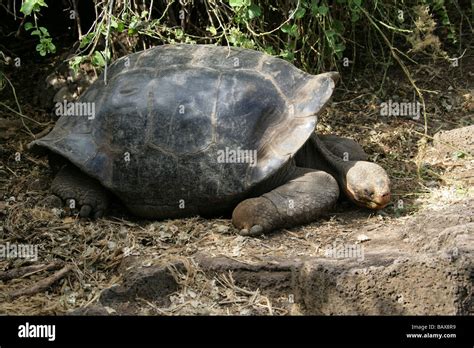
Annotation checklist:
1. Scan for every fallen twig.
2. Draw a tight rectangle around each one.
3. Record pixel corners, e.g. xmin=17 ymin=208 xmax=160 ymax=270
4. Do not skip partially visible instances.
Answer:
xmin=0 ymin=261 xmax=64 ymax=281
xmin=9 ymin=264 xmax=73 ymax=299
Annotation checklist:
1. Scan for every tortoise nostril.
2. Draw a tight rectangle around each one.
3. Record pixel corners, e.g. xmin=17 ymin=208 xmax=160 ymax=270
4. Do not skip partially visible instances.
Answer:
xmin=379 ymin=192 xmax=391 ymax=205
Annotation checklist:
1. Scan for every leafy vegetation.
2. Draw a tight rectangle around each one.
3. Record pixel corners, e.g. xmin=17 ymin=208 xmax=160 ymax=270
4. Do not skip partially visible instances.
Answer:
xmin=1 ymin=1 xmax=471 ymax=81
xmin=20 ymin=0 xmax=56 ymax=56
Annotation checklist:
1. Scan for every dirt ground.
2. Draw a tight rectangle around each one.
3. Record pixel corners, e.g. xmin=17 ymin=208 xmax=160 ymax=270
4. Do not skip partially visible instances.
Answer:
xmin=0 ymin=48 xmax=473 ymax=315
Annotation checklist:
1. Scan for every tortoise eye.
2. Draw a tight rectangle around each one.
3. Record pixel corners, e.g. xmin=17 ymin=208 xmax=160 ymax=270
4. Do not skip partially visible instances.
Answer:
xmin=364 ymin=189 xmax=374 ymax=198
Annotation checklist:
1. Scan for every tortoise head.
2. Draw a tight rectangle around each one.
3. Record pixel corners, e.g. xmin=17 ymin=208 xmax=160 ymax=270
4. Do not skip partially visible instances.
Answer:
xmin=344 ymin=161 xmax=391 ymax=209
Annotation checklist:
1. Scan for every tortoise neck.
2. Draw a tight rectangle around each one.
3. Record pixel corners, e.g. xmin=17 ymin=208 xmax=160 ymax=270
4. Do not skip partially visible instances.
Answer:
xmin=310 ymin=134 xmax=352 ymax=183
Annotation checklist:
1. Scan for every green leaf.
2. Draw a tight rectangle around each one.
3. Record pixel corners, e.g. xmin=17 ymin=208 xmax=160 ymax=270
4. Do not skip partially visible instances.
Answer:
xmin=35 ymin=37 xmax=55 ymax=56
xmin=264 ymin=45 xmax=276 ymax=55
xmin=69 ymin=56 xmax=84 ymax=74
xmin=333 ymin=19 xmax=345 ymax=33
xmin=37 ymin=45 xmax=46 ymax=56
xmin=280 ymin=49 xmax=295 ymax=62
xmin=207 ymin=26 xmax=217 ymax=36
xmin=318 ymin=5 xmax=329 ymax=15
xmin=247 ymin=4 xmax=261 ymax=19
xmin=24 ymin=22 xmax=34 ymax=31
xmin=452 ymin=150 xmax=466 ymax=159
xmin=334 ymin=42 xmax=346 ymax=53
xmin=20 ymin=0 xmax=47 ymax=16
xmin=351 ymin=11 xmax=360 ymax=22
xmin=30 ymin=29 xmax=41 ymax=36
xmin=281 ymin=23 xmax=298 ymax=37
xmin=117 ymin=22 xmax=125 ymax=32
xmin=91 ymin=51 xmax=106 ymax=67
xmin=129 ymin=17 xmax=139 ymax=29
xmin=110 ymin=17 xmax=119 ymax=29
xmin=174 ymin=28 xmax=184 ymax=39
xmin=46 ymin=41 xmax=55 ymax=53
xmin=79 ymin=32 xmax=95 ymax=48
xmin=311 ymin=0 xmax=320 ymax=14
xmin=20 ymin=0 xmax=36 ymax=15
xmin=294 ymin=7 xmax=306 ymax=19
xmin=281 ymin=24 xmax=291 ymax=33
xmin=39 ymin=26 xmax=49 ymax=36
xmin=128 ymin=17 xmax=139 ymax=35
xmin=229 ymin=0 xmax=249 ymax=7
xmin=325 ymin=29 xmax=336 ymax=38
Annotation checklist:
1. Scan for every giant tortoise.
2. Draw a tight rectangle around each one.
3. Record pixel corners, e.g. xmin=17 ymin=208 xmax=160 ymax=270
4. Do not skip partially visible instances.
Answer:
xmin=30 ymin=44 xmax=391 ymax=235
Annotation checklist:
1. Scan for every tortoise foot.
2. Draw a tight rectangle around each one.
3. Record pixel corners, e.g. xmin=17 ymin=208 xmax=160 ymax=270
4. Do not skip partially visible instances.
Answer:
xmin=232 ymin=197 xmax=279 ymax=235
xmin=51 ymin=165 xmax=109 ymax=218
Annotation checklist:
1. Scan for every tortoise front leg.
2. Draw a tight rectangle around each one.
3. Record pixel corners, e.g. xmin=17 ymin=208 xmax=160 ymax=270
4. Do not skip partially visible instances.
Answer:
xmin=232 ymin=168 xmax=339 ymax=236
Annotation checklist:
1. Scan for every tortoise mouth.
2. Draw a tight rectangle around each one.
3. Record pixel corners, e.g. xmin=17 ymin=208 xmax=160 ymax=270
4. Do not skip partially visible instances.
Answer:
xmin=373 ymin=192 xmax=391 ymax=209
xmin=365 ymin=196 xmax=390 ymax=209
xmin=345 ymin=187 xmax=391 ymax=210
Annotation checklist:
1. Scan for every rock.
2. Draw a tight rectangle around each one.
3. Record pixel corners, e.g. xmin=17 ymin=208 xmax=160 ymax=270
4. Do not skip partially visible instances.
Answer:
xmin=192 ymin=199 xmax=473 ymax=315
xmin=195 ymin=253 xmax=302 ymax=298
xmin=99 ymin=260 xmax=183 ymax=307
xmin=214 ymin=224 xmax=230 ymax=234
xmin=357 ymin=234 xmax=371 ymax=243
xmin=433 ymin=125 xmax=474 ymax=158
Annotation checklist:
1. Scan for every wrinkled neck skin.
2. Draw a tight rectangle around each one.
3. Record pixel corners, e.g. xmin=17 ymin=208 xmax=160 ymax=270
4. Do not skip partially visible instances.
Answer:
xmin=294 ymin=134 xmax=354 ymax=194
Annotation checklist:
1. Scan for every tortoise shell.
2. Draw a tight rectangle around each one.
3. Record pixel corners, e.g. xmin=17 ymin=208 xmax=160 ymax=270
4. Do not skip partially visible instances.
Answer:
xmin=31 ymin=44 xmax=337 ymax=217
